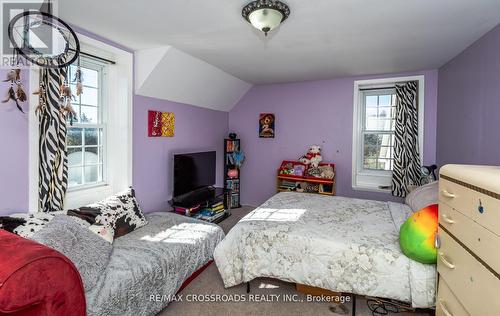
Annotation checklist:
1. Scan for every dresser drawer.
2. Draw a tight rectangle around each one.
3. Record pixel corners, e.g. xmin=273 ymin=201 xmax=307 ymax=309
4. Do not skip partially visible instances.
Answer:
xmin=469 ymin=188 xmax=500 ymax=237
xmin=439 ymin=178 xmax=474 ymax=217
xmin=439 ymin=203 xmax=500 ymax=272
xmin=436 ymin=278 xmax=469 ymax=316
xmin=437 ymin=228 xmax=500 ymax=315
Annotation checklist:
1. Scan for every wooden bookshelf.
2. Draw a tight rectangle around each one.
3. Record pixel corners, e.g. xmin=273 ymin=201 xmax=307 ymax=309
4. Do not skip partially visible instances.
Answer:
xmin=277 ymin=163 xmax=336 ymax=196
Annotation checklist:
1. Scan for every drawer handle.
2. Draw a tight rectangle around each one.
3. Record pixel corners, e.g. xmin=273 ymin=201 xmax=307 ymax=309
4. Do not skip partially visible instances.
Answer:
xmin=438 ymin=299 xmax=454 ymax=316
xmin=442 ymin=214 xmax=455 ymax=224
xmin=439 ymin=252 xmax=455 ymax=269
xmin=441 ymin=190 xmax=456 ymax=198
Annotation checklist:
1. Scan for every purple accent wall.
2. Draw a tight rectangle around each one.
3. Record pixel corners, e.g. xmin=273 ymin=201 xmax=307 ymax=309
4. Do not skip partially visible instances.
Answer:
xmin=133 ymin=95 xmax=228 ymax=212
xmin=437 ymin=24 xmax=500 ymax=166
xmin=229 ymin=70 xmax=438 ymax=206
xmin=0 ymin=69 xmax=29 ymax=215
xmin=73 ymin=26 xmax=229 ymax=213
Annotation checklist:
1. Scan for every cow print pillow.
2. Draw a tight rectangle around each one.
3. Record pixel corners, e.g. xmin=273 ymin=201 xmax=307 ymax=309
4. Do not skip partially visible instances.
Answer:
xmin=0 ymin=211 xmax=66 ymax=238
xmin=67 ymin=187 xmax=147 ymax=240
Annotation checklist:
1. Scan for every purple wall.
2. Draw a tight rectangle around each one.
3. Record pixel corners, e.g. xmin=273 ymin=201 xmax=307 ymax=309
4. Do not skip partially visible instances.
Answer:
xmin=72 ymin=26 xmax=229 ymax=213
xmin=133 ymin=95 xmax=228 ymax=212
xmin=229 ymin=70 xmax=438 ymax=206
xmin=437 ymin=24 xmax=500 ymax=166
xmin=0 ymin=69 xmax=29 ymax=215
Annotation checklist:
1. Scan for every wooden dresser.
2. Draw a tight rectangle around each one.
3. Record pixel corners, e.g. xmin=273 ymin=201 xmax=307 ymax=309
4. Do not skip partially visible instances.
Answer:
xmin=436 ymin=165 xmax=500 ymax=316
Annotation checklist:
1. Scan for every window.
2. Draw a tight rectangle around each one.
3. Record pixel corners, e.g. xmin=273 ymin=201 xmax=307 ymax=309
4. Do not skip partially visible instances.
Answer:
xmin=352 ymin=76 xmax=424 ymax=192
xmin=67 ymin=59 xmax=107 ymax=189
xmin=362 ymin=89 xmax=396 ymax=171
xmin=29 ymin=35 xmax=133 ymax=211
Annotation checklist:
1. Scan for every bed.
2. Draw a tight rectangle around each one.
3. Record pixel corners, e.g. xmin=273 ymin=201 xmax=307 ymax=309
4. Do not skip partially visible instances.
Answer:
xmin=213 ymin=192 xmax=436 ymax=308
xmin=86 ymin=212 xmax=225 ymax=316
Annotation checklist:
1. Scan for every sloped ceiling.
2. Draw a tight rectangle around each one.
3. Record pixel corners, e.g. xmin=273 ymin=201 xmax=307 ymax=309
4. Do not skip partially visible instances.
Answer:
xmin=135 ymin=46 xmax=251 ymax=112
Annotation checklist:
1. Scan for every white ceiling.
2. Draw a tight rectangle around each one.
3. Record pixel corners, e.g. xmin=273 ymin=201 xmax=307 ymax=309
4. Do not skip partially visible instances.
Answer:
xmin=135 ymin=46 xmax=251 ymax=111
xmin=59 ymin=0 xmax=500 ymax=84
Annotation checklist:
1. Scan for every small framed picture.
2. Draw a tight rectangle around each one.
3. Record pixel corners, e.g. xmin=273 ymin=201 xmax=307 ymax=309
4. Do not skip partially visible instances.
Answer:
xmin=148 ymin=110 xmax=175 ymax=137
xmin=259 ymin=113 xmax=275 ymax=138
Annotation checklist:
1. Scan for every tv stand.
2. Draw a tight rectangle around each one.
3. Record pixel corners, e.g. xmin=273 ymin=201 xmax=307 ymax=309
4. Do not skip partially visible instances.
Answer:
xmin=171 ymin=186 xmax=216 ymax=207
xmin=170 ymin=187 xmax=232 ymax=224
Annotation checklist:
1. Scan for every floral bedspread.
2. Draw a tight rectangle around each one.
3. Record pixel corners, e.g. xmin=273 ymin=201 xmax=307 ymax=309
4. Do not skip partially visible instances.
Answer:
xmin=214 ymin=192 xmax=435 ymax=308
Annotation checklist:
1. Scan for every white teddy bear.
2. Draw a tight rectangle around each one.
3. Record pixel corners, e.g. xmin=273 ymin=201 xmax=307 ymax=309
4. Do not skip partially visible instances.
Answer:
xmin=299 ymin=145 xmax=323 ymax=168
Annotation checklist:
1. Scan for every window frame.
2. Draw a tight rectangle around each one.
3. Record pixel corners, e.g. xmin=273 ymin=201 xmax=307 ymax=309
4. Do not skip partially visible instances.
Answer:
xmin=66 ymin=58 xmax=108 ymax=192
xmin=360 ymin=88 xmax=396 ymax=173
xmin=352 ymin=76 xmax=425 ymax=193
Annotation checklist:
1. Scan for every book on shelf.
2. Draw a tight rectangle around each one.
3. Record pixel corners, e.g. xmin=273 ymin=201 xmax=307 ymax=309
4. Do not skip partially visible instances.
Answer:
xmin=225 ymin=139 xmax=240 ymax=152
xmin=173 ymin=204 xmax=201 ymax=216
xmin=225 ymin=179 xmax=240 ymax=192
xmin=230 ymin=193 xmax=239 ymax=208
xmin=200 ymin=204 xmax=224 ymax=214
xmin=194 ymin=209 xmax=227 ymax=222
xmin=281 ymin=180 xmax=297 ymax=188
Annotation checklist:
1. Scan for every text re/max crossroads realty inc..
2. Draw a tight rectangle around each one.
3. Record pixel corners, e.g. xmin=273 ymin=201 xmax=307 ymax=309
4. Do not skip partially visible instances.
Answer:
xmin=149 ymin=294 xmax=351 ymax=303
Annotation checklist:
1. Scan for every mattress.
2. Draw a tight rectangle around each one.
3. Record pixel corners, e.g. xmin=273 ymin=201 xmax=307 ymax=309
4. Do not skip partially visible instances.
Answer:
xmin=86 ymin=212 xmax=225 ymax=316
xmin=213 ymin=192 xmax=436 ymax=308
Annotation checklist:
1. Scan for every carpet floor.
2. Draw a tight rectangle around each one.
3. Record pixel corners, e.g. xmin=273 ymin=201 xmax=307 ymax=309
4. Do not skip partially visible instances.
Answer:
xmin=158 ymin=206 xmax=434 ymax=316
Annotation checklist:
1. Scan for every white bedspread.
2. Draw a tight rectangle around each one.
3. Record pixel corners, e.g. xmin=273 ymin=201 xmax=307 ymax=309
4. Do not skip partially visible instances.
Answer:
xmin=214 ymin=192 xmax=435 ymax=308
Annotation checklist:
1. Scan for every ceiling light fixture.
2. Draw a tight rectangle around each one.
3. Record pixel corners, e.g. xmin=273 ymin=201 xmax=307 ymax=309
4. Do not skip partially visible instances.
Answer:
xmin=242 ymin=0 xmax=290 ymax=36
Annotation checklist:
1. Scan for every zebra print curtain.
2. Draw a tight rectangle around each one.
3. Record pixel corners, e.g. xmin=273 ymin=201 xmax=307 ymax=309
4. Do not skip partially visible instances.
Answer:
xmin=38 ymin=68 xmax=69 ymax=212
xmin=391 ymin=81 xmax=421 ymax=197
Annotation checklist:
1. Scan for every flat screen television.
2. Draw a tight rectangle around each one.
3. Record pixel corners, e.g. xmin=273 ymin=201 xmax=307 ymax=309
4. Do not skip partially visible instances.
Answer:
xmin=173 ymin=151 xmax=216 ymax=197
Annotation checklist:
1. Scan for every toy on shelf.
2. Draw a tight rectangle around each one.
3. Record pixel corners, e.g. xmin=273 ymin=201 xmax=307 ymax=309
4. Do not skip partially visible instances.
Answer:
xmin=306 ymin=163 xmax=335 ymax=180
xmin=277 ymin=158 xmax=336 ymax=196
xmin=299 ymin=145 xmax=323 ymax=167
xmin=278 ymin=161 xmax=307 ymax=178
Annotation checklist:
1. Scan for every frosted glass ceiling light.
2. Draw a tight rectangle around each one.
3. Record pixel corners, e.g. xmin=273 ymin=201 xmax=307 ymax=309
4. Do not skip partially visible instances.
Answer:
xmin=242 ymin=1 xmax=290 ymax=36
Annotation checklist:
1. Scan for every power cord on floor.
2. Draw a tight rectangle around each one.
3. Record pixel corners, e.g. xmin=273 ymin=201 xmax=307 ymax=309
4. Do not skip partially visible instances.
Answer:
xmin=366 ymin=298 xmax=414 ymax=316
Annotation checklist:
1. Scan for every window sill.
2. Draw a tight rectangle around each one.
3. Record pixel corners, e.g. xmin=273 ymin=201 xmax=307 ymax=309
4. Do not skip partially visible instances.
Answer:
xmin=67 ymin=182 xmax=108 ymax=193
xmin=352 ymin=170 xmax=392 ymax=194
xmin=352 ymin=184 xmax=391 ymax=194
xmin=65 ymin=184 xmax=113 ymax=210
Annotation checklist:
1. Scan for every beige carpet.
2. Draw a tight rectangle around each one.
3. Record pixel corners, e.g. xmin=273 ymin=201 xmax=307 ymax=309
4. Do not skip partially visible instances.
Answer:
xmin=158 ymin=207 xmax=434 ymax=316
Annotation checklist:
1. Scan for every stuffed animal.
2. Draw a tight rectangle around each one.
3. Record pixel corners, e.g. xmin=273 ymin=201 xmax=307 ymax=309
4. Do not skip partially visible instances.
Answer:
xmin=299 ymin=145 xmax=323 ymax=167
xmin=318 ymin=165 xmax=334 ymax=179
xmin=399 ymin=204 xmax=438 ymax=264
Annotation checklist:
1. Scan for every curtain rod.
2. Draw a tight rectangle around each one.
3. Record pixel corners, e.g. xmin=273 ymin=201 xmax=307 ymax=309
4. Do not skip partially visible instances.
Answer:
xmin=79 ymin=51 xmax=116 ymax=65
xmin=359 ymin=80 xmax=418 ymax=91
xmin=359 ymin=86 xmax=395 ymax=91
xmin=68 ymin=48 xmax=116 ymax=65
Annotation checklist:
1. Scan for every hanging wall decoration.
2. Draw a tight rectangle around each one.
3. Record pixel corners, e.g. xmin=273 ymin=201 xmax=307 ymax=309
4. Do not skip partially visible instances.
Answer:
xmin=148 ymin=110 xmax=175 ymax=137
xmin=8 ymin=10 xmax=80 ymax=68
xmin=6 ymin=1 xmax=81 ymax=212
xmin=2 ymin=68 xmax=26 ymax=113
xmin=259 ymin=113 xmax=275 ymax=138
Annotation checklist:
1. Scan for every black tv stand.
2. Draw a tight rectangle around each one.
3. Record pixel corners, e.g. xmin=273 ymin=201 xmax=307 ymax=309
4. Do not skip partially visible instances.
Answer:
xmin=170 ymin=187 xmax=232 ymax=224
xmin=171 ymin=186 xmax=216 ymax=207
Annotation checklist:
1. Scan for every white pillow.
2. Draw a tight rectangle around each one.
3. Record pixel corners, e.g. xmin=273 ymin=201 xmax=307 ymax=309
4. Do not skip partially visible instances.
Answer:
xmin=405 ymin=181 xmax=438 ymax=212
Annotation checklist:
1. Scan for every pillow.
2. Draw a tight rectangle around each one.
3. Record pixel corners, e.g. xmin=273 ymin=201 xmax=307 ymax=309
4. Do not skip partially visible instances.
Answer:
xmin=0 ymin=212 xmax=59 ymax=238
xmin=31 ymin=215 xmax=112 ymax=292
xmin=405 ymin=181 xmax=438 ymax=212
xmin=399 ymin=204 xmax=438 ymax=264
xmin=67 ymin=187 xmax=147 ymax=240
xmin=67 ymin=203 xmax=116 ymax=243
xmin=110 ymin=187 xmax=148 ymax=237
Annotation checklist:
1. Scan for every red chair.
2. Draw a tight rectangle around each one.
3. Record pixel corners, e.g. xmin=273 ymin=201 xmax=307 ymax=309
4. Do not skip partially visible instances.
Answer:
xmin=0 ymin=230 xmax=86 ymax=316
